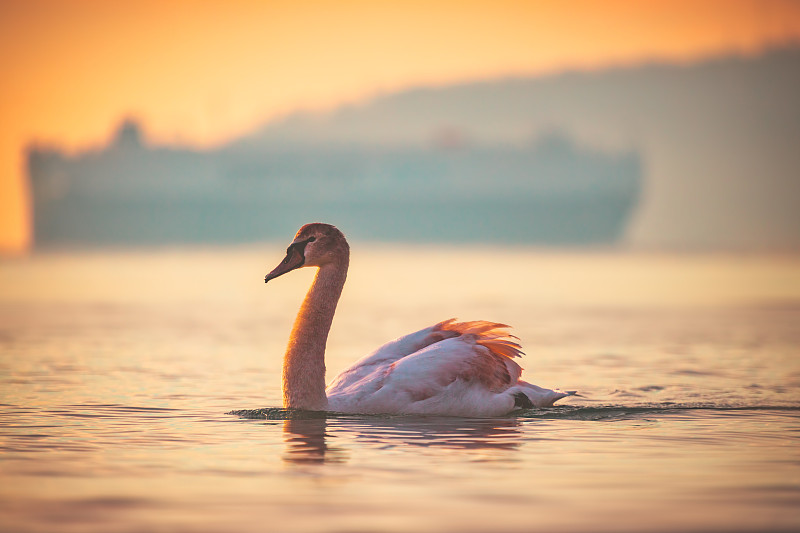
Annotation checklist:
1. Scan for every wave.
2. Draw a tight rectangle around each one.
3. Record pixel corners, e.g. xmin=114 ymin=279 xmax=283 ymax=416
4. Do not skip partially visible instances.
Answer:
xmin=227 ymin=403 xmax=800 ymax=421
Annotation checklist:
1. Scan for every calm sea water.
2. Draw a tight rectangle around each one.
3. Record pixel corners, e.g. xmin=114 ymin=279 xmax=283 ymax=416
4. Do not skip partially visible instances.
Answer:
xmin=1 ymin=246 xmax=799 ymax=532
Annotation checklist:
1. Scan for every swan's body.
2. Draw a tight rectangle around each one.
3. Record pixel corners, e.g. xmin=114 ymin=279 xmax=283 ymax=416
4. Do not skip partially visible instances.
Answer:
xmin=265 ymin=223 xmax=571 ymax=416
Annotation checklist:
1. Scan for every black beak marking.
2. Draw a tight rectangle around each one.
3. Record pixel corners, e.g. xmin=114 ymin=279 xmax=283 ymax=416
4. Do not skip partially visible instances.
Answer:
xmin=264 ymin=237 xmax=314 ymax=283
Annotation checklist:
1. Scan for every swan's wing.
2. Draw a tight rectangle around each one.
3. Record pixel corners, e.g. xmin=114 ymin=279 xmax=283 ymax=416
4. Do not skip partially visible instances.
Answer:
xmin=327 ymin=320 xmax=459 ymax=392
xmin=352 ymin=320 xmax=460 ymax=366
xmin=328 ymin=321 xmax=526 ymax=415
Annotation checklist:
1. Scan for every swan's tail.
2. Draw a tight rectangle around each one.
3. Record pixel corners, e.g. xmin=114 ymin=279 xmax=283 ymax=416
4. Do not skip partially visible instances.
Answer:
xmin=512 ymin=382 xmax=576 ymax=408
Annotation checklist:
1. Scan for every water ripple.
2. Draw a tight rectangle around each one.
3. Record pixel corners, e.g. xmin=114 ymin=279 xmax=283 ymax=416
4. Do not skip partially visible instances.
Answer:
xmin=228 ymin=403 xmax=800 ymax=422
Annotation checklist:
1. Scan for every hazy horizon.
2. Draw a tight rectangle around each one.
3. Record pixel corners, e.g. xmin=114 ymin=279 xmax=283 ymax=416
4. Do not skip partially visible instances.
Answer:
xmin=21 ymin=47 xmax=800 ymax=252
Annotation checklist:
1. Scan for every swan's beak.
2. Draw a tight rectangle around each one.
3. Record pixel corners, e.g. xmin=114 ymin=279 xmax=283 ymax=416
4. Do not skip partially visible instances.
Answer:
xmin=265 ymin=242 xmax=306 ymax=283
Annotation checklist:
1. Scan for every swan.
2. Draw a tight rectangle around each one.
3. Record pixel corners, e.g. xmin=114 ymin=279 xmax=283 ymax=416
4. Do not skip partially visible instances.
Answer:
xmin=264 ymin=223 xmax=572 ymax=416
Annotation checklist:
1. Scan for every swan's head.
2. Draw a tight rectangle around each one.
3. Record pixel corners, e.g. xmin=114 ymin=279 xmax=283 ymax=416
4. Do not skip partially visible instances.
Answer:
xmin=265 ymin=223 xmax=349 ymax=283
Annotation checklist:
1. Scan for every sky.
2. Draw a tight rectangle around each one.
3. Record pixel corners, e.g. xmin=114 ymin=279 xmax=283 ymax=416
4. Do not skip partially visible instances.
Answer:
xmin=2 ymin=0 xmax=800 ymax=253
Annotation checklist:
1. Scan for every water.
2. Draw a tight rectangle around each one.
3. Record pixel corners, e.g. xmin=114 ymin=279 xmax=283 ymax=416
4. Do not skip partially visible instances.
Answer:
xmin=1 ymin=246 xmax=799 ymax=532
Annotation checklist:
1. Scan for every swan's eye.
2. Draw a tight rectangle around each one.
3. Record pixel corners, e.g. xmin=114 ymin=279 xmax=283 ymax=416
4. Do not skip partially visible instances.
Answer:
xmin=307 ymin=236 xmax=316 ymax=242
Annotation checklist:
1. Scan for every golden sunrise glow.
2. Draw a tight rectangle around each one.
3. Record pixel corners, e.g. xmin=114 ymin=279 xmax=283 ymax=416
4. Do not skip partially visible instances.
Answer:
xmin=2 ymin=0 xmax=800 ymax=253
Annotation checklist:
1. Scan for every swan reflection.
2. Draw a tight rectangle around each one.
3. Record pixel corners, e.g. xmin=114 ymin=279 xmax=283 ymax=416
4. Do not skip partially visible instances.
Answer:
xmin=282 ymin=414 xmax=524 ymax=465
xmin=282 ymin=417 xmax=347 ymax=464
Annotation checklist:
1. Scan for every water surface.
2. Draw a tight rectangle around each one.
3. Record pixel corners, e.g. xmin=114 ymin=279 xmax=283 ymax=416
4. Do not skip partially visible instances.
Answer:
xmin=1 ymin=247 xmax=799 ymax=532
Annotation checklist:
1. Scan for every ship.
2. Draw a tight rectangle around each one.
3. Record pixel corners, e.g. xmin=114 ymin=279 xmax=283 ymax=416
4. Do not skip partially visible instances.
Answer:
xmin=27 ymin=120 xmax=641 ymax=247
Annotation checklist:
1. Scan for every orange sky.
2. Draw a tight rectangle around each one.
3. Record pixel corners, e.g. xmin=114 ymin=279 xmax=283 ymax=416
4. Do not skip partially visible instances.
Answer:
xmin=2 ymin=0 xmax=800 ymax=253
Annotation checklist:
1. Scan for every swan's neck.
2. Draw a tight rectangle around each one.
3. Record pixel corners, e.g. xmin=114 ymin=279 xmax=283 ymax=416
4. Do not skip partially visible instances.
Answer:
xmin=282 ymin=256 xmax=348 ymax=410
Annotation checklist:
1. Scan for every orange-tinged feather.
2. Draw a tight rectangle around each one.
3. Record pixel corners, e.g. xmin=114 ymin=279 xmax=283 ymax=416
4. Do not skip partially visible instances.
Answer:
xmin=430 ymin=319 xmax=526 ymax=391
xmin=435 ymin=319 xmax=524 ymax=359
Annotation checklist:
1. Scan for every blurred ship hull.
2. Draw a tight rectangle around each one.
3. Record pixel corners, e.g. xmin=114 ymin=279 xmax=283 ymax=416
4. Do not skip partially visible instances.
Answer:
xmin=28 ymin=129 xmax=640 ymax=247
